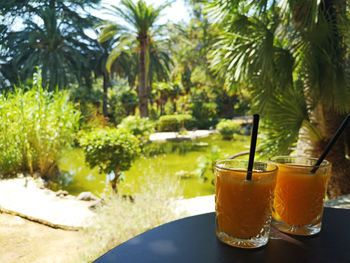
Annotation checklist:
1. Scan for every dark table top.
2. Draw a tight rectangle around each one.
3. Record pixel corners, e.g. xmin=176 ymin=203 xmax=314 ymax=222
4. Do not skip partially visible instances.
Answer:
xmin=94 ymin=207 xmax=350 ymax=263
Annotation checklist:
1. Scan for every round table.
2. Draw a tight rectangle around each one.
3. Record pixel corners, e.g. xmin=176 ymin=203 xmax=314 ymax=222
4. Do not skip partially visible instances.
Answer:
xmin=94 ymin=207 xmax=350 ymax=263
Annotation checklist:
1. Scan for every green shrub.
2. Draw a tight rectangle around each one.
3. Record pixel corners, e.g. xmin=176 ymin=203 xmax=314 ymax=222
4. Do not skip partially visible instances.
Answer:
xmin=216 ymin=119 xmax=241 ymax=140
xmin=0 ymin=75 xmax=80 ymax=178
xmin=117 ymin=115 xmax=155 ymax=145
xmin=157 ymin=114 xmax=195 ymax=132
xmin=158 ymin=115 xmax=179 ymax=131
xmin=164 ymin=99 xmax=175 ymax=115
xmin=148 ymin=106 xmax=159 ymax=121
xmin=79 ymin=128 xmax=141 ymax=192
xmin=189 ymin=89 xmax=218 ymax=129
xmin=177 ymin=114 xmax=195 ymax=130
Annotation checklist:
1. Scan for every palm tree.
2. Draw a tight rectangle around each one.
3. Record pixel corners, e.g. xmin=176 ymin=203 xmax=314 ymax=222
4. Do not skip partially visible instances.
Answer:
xmin=98 ymin=0 xmax=171 ymax=117
xmin=90 ymin=38 xmax=134 ymax=117
xmin=0 ymin=0 xmax=101 ymax=89
xmin=209 ymin=1 xmax=350 ymax=198
xmin=7 ymin=9 xmax=91 ymax=89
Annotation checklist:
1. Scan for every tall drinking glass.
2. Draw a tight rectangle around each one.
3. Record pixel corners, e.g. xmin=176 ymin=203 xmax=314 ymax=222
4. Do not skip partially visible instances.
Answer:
xmin=270 ymin=156 xmax=331 ymax=236
xmin=215 ymin=159 xmax=278 ymax=248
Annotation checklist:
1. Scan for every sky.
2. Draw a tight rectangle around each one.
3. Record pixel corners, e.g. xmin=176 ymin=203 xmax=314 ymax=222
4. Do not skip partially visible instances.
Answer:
xmin=94 ymin=0 xmax=190 ymax=24
xmin=9 ymin=0 xmax=191 ymax=38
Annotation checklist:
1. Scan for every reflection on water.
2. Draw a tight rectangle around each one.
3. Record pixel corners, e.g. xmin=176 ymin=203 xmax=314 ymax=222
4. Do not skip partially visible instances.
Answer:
xmin=56 ymin=134 xmax=249 ymax=198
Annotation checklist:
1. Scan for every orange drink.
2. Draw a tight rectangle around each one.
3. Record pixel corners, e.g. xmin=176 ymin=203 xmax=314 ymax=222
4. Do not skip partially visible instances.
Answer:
xmin=215 ymin=159 xmax=277 ymax=248
xmin=270 ymin=156 xmax=331 ymax=235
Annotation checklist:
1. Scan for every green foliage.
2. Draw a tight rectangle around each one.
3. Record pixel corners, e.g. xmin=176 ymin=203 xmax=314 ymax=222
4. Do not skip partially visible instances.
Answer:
xmin=107 ymin=80 xmax=138 ymax=124
xmin=79 ymin=128 xmax=141 ymax=176
xmin=216 ymin=119 xmax=241 ymax=140
xmin=195 ymin=146 xmax=220 ymax=184
xmin=148 ymin=105 xmax=159 ymax=121
xmin=98 ymin=0 xmax=172 ymax=117
xmin=0 ymin=1 xmax=101 ymax=89
xmin=117 ymin=115 xmax=155 ymax=145
xmin=70 ymin=85 xmax=109 ymax=131
xmin=259 ymin=86 xmax=308 ymax=158
xmin=157 ymin=114 xmax=195 ymax=132
xmin=209 ymin=0 xmax=350 ymax=155
xmin=189 ymin=89 xmax=218 ymax=129
xmin=0 ymin=75 xmax=80 ymax=178
xmin=158 ymin=115 xmax=178 ymax=132
xmin=164 ymin=99 xmax=175 ymax=115
xmin=168 ymin=6 xmax=250 ymax=125
xmin=177 ymin=114 xmax=196 ymax=130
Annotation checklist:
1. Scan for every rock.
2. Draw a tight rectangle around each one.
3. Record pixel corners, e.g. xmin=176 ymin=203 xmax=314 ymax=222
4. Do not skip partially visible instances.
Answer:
xmin=77 ymin=192 xmax=99 ymax=201
xmin=56 ymin=190 xmax=69 ymax=197
xmin=36 ymin=177 xmax=49 ymax=189
xmin=88 ymin=199 xmax=105 ymax=211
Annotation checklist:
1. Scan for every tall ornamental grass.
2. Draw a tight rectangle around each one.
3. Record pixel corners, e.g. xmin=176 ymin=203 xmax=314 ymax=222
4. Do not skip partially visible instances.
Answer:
xmin=76 ymin=173 xmax=186 ymax=262
xmin=0 ymin=77 xmax=80 ymax=178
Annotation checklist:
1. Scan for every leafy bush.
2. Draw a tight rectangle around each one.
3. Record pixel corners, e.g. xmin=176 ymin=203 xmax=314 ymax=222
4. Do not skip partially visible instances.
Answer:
xmin=195 ymin=146 xmax=220 ymax=184
xmin=108 ymin=81 xmax=138 ymax=124
xmin=157 ymin=114 xmax=195 ymax=132
xmin=158 ymin=115 xmax=178 ymax=131
xmin=0 ymin=75 xmax=80 ymax=178
xmin=189 ymin=89 xmax=218 ymax=129
xmin=216 ymin=119 xmax=241 ymax=140
xmin=117 ymin=115 xmax=155 ymax=145
xmin=177 ymin=114 xmax=196 ymax=130
xmin=79 ymin=128 xmax=141 ymax=192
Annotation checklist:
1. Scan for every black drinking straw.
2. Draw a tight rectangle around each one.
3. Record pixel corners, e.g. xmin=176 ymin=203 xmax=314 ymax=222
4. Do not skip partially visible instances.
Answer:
xmin=310 ymin=113 xmax=350 ymax=174
xmin=246 ymin=114 xmax=260 ymax=181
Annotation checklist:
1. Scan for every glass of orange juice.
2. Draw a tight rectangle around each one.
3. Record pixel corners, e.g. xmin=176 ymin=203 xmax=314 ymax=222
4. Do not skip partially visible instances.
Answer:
xmin=214 ymin=159 xmax=278 ymax=248
xmin=269 ymin=156 xmax=331 ymax=236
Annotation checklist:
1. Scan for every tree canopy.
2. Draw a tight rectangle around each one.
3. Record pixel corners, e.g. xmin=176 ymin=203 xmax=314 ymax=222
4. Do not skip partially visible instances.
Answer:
xmin=209 ymin=0 xmax=350 ymax=197
xmin=0 ymin=0 xmax=101 ymax=89
xmin=98 ymin=0 xmax=172 ymax=117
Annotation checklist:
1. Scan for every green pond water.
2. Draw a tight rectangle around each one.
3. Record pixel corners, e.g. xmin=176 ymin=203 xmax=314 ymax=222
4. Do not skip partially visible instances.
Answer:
xmin=57 ymin=134 xmax=249 ymax=199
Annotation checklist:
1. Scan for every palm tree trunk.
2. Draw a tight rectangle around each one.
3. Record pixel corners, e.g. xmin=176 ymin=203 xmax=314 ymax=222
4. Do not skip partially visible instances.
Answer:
xmin=102 ymin=70 xmax=109 ymax=117
xmin=320 ymin=110 xmax=350 ymax=198
xmin=296 ymin=106 xmax=350 ymax=199
xmin=138 ymin=35 xmax=149 ymax=118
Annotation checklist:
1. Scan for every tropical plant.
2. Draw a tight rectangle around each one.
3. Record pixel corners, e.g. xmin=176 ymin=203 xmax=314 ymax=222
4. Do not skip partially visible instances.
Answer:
xmin=195 ymin=145 xmax=220 ymax=184
xmin=0 ymin=72 xmax=80 ymax=178
xmin=90 ymin=38 xmax=134 ymax=117
xmin=79 ymin=128 xmax=141 ymax=193
xmin=168 ymin=4 xmax=250 ymax=125
xmin=152 ymin=81 xmax=183 ymax=115
xmin=209 ymin=0 xmax=350 ymax=198
xmin=0 ymin=0 xmax=100 ymax=89
xmin=106 ymin=78 xmax=138 ymax=124
xmin=98 ymin=0 xmax=172 ymax=117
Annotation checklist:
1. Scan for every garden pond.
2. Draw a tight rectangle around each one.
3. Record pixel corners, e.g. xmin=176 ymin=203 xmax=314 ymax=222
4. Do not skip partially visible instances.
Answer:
xmin=56 ymin=134 xmax=250 ymax=199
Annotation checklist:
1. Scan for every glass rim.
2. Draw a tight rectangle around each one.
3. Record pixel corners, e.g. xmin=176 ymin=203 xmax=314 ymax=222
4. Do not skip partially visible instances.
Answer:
xmin=214 ymin=159 xmax=278 ymax=173
xmin=269 ymin=155 xmax=330 ymax=169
